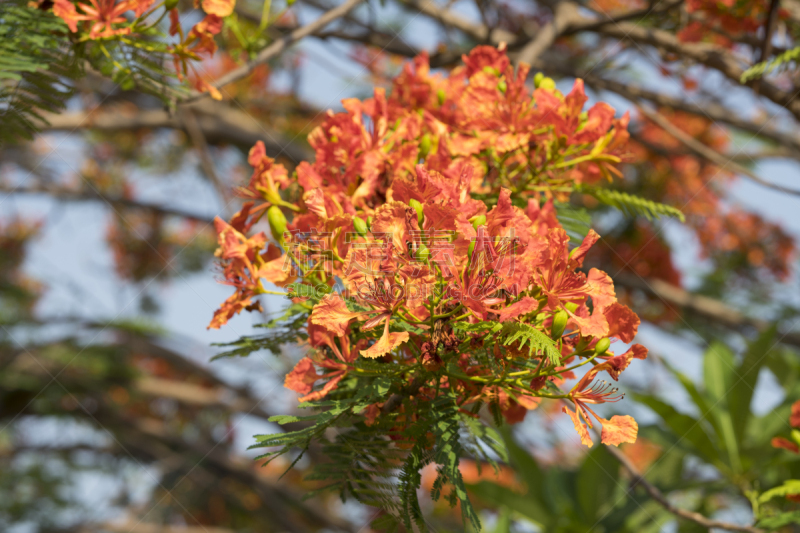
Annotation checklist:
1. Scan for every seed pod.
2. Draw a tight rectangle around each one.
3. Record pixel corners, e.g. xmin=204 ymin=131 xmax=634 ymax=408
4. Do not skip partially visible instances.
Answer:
xmin=353 ymin=216 xmax=368 ymax=237
xmin=418 ymin=134 xmax=431 ymax=159
xmin=551 ymin=310 xmax=568 ymax=339
xmin=470 ymin=214 xmax=486 ymax=230
xmin=594 ymin=338 xmax=611 ymax=355
xmin=267 ymin=205 xmax=287 ymax=245
xmin=409 ymin=198 xmax=424 ymax=227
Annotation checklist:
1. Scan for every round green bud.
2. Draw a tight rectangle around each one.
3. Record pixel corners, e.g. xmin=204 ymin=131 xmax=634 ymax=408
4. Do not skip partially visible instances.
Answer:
xmin=267 ymin=205 xmax=287 ymax=245
xmin=437 ymin=89 xmax=446 ymax=106
xmin=418 ymin=133 xmax=431 ymax=159
xmin=353 ymin=216 xmax=368 ymax=237
xmin=551 ymin=310 xmax=568 ymax=339
xmin=497 ymin=80 xmax=507 ymax=93
xmin=417 ymin=244 xmax=430 ymax=262
xmin=539 ymin=77 xmax=556 ymax=91
xmin=594 ymin=338 xmax=611 ymax=355
xmin=534 ymin=72 xmax=544 ymax=87
xmin=409 ymin=198 xmax=424 ymax=227
xmin=470 ymin=214 xmax=487 ymax=231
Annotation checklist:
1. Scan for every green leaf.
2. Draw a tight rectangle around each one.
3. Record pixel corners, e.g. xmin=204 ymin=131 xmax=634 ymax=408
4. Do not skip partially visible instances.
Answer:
xmin=453 ymin=321 xmax=561 ymax=365
xmin=703 ymin=342 xmax=735 ymax=404
xmin=757 ymin=510 xmax=800 ymax=529
xmin=578 ymin=186 xmax=685 ymax=222
xmin=702 ymin=342 xmax=741 ymax=471
xmin=741 ymin=46 xmax=800 ymax=83
xmin=633 ymin=394 xmax=720 ymax=465
xmin=729 ymin=327 xmax=776 ymax=445
xmin=576 ymin=445 xmax=620 ymax=522
xmin=554 ymin=202 xmax=592 ymax=244
xmin=758 ymin=480 xmax=800 ymax=504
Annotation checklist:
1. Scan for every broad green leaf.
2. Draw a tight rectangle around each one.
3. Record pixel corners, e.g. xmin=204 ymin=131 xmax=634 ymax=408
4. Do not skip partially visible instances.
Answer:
xmin=703 ymin=342 xmax=735 ymax=404
xmin=702 ymin=342 xmax=741 ymax=472
xmin=576 ymin=445 xmax=620 ymax=522
xmin=729 ymin=327 xmax=777 ymax=445
xmin=633 ymin=394 xmax=720 ymax=466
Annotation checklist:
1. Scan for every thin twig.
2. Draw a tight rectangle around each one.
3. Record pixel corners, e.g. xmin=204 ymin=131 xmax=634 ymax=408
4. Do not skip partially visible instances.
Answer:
xmin=181 ymin=0 xmax=365 ymax=104
xmin=180 ymin=107 xmax=231 ymax=213
xmin=637 ymin=105 xmax=800 ymax=197
xmin=754 ymin=0 xmax=781 ymax=94
xmin=603 ymin=443 xmax=764 ymax=533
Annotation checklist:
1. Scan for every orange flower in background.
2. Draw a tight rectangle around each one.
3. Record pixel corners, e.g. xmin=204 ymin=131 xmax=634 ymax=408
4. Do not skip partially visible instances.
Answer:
xmin=54 ymin=0 xmax=154 ymax=37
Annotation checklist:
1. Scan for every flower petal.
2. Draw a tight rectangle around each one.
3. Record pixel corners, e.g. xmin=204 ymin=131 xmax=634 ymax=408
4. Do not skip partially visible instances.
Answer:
xmin=360 ymin=321 xmax=409 ymax=359
xmin=309 ymin=294 xmax=362 ymax=337
xmin=600 ymin=415 xmax=638 ymax=446
xmin=563 ymin=406 xmax=593 ymax=447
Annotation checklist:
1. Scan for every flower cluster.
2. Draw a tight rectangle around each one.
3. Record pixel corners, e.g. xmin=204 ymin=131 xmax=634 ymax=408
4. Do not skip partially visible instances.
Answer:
xmin=210 ymin=45 xmax=645 ymax=448
xmin=51 ymin=0 xmax=236 ymax=98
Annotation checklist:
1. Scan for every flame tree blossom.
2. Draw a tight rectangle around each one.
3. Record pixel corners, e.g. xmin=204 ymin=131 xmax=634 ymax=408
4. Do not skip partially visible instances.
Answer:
xmin=209 ymin=45 xmax=648 ymax=528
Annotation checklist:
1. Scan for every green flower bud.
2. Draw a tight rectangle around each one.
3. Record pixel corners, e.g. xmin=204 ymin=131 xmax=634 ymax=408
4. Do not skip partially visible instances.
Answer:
xmin=417 ymin=244 xmax=430 ymax=262
xmin=164 ymin=0 xmax=179 ymax=10
xmin=437 ymin=89 xmax=446 ymax=106
xmin=409 ymin=198 xmax=424 ymax=227
xmin=468 ymin=239 xmax=476 ymax=259
xmin=594 ymin=338 xmax=611 ymax=355
xmin=539 ymin=77 xmax=556 ymax=91
xmin=267 ymin=205 xmax=287 ymax=245
xmin=353 ymin=216 xmax=368 ymax=237
xmin=367 ymin=216 xmax=373 ymax=229
xmin=497 ymin=80 xmax=507 ymax=93
xmin=551 ymin=310 xmax=568 ymax=339
xmin=470 ymin=214 xmax=486 ymax=231
xmin=418 ymin=133 xmax=431 ymax=159
xmin=534 ymin=72 xmax=544 ymax=88
xmin=564 ymin=301 xmax=578 ymax=313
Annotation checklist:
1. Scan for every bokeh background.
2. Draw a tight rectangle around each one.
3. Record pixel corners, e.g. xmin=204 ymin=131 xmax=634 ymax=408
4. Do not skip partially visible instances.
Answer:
xmin=3 ymin=0 xmax=800 ymax=531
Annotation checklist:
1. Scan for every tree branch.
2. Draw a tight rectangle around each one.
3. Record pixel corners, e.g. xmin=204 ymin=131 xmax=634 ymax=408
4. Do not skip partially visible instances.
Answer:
xmin=182 ymin=0 xmax=366 ymax=104
xmin=0 ymin=183 xmax=216 ymax=223
xmin=604 ymin=444 xmax=764 ymax=533
xmin=38 ymin=102 xmax=312 ymax=164
xmin=615 ymin=274 xmax=800 ymax=350
xmin=637 ymin=105 xmax=800 ymax=197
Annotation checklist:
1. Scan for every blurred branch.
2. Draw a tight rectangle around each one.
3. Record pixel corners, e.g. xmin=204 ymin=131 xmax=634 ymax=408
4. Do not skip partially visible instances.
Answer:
xmin=38 ymin=102 xmax=312 ymax=164
xmin=577 ymin=73 xmax=800 ymax=155
xmin=615 ymin=274 xmax=800 ymax=350
xmin=179 ymin=108 xmax=231 ymax=212
xmin=637 ymin=105 xmax=800 ymax=196
xmin=604 ymin=443 xmax=764 ymax=533
xmin=0 ymin=183 xmax=216 ymax=223
xmin=98 ymin=523 xmax=233 ymax=533
xmin=182 ymin=0 xmax=366 ymax=104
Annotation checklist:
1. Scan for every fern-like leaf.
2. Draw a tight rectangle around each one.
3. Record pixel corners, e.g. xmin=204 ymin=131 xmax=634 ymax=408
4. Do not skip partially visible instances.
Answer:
xmin=581 ymin=187 xmax=685 ymax=222
xmin=454 ymin=321 xmax=562 ymax=365
xmin=0 ymin=2 xmax=82 ymax=144
xmin=741 ymin=46 xmax=800 ymax=83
